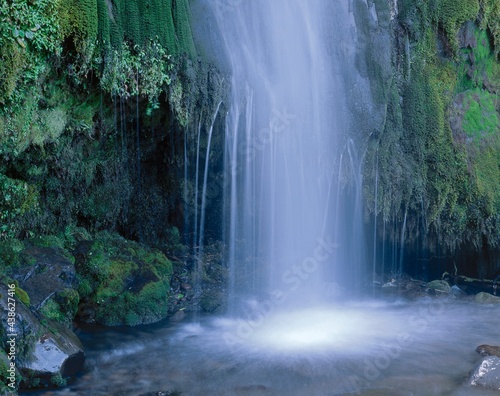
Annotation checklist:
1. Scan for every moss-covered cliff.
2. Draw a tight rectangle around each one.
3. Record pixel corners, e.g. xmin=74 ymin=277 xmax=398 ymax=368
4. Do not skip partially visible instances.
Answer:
xmin=355 ymin=0 xmax=499 ymax=278
xmin=0 ymin=0 xmax=224 ymax=244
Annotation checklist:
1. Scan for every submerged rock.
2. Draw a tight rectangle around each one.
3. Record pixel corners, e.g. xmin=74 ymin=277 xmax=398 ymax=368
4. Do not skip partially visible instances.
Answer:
xmin=474 ymin=292 xmax=500 ymax=304
xmin=469 ymin=356 xmax=500 ymax=390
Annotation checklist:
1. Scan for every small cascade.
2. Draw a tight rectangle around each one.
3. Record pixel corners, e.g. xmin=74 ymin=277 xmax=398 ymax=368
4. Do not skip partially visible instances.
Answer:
xmin=372 ymin=151 xmax=379 ymax=285
xmin=194 ymin=102 xmax=222 ymax=294
xmin=198 ymin=101 xmax=222 ymax=251
xmin=135 ymin=82 xmax=142 ymax=241
xmin=193 ymin=116 xmax=202 ymax=250
xmin=347 ymin=138 xmax=366 ymax=289
xmin=381 ymin=218 xmax=386 ymax=280
xmin=399 ymin=208 xmax=408 ymax=274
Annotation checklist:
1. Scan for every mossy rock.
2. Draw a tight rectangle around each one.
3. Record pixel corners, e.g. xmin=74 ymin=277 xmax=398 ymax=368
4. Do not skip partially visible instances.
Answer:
xmin=427 ymin=280 xmax=451 ymax=293
xmin=475 ymin=292 xmax=500 ymax=304
xmin=0 ymin=239 xmax=25 ymax=269
xmin=75 ymin=232 xmax=173 ymax=326
xmin=40 ymin=289 xmax=79 ymax=327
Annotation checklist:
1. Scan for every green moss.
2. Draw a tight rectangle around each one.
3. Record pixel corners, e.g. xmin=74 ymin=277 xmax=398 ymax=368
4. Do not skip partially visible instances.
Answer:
xmin=50 ymin=373 xmax=66 ymax=387
xmin=40 ymin=288 xmax=79 ymax=326
xmin=16 ymin=287 xmax=30 ymax=306
xmin=436 ymin=0 xmax=480 ymax=53
xmin=0 ymin=239 xmax=24 ymax=268
xmin=58 ymin=0 xmax=98 ymax=55
xmin=172 ymin=0 xmax=197 ymax=58
xmin=29 ymin=235 xmax=65 ymax=249
xmin=0 ymin=41 xmax=26 ymax=104
xmin=76 ymin=232 xmax=173 ymax=326
xmin=462 ymin=89 xmax=499 ymax=140
xmin=0 ymin=174 xmax=38 ymax=239
xmin=475 ymin=146 xmax=500 ymax=215
xmin=479 ymin=0 xmax=500 ymax=57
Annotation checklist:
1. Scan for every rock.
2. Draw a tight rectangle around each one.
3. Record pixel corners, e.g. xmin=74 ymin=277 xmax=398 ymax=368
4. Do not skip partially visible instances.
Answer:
xmin=13 ymin=244 xmax=77 ymax=310
xmin=458 ymin=21 xmax=477 ymax=49
xmin=477 ymin=345 xmax=500 ymax=357
xmin=74 ymin=232 xmax=173 ymax=326
xmin=469 ymin=356 xmax=500 ymax=390
xmin=450 ymin=285 xmax=466 ymax=298
xmin=0 ymin=283 xmax=85 ymax=388
xmin=426 ymin=280 xmax=451 ymax=294
xmin=475 ymin=292 xmax=500 ymax=304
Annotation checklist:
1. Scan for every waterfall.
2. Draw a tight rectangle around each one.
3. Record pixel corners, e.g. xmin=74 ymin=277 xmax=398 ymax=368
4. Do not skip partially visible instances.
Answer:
xmin=193 ymin=117 xmax=202 ymax=249
xmin=198 ymin=101 xmax=222 ymax=252
xmin=399 ymin=208 xmax=408 ymax=274
xmin=373 ymin=151 xmax=379 ymax=284
xmin=211 ymin=0 xmax=361 ymax=311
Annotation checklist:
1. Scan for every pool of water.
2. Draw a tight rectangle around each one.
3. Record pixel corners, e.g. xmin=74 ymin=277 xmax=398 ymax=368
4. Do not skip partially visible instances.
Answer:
xmin=27 ymin=297 xmax=500 ymax=395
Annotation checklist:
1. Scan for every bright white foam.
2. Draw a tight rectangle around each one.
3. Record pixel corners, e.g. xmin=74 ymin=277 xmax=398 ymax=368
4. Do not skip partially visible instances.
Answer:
xmin=193 ymin=303 xmax=412 ymax=358
xmin=242 ymin=307 xmax=407 ymax=354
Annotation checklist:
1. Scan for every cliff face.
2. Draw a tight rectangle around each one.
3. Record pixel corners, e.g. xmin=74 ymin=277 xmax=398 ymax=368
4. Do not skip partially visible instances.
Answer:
xmin=0 ymin=0 xmax=227 ymax=248
xmin=0 ymin=1 xmax=498 ymax=299
xmin=350 ymin=0 xmax=499 ymax=278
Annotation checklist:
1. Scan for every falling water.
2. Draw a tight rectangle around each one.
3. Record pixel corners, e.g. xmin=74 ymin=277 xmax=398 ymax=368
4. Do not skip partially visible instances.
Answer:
xmin=198 ymin=101 xmax=222 ymax=253
xmin=400 ymin=208 xmax=408 ymax=273
xmin=193 ymin=117 xmax=202 ymax=249
xmin=212 ymin=1 xmax=359 ymax=309
xmin=373 ymin=151 xmax=379 ymax=284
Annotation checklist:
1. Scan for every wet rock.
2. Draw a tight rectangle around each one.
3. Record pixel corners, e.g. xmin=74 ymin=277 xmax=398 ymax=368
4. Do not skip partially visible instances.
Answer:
xmin=458 ymin=21 xmax=477 ymax=49
xmin=426 ymin=280 xmax=451 ymax=294
xmin=450 ymin=285 xmax=467 ymax=298
xmin=12 ymin=244 xmax=77 ymax=310
xmin=0 ymin=284 xmax=85 ymax=388
xmin=170 ymin=310 xmax=186 ymax=321
xmin=469 ymin=356 xmax=500 ymax=390
xmin=74 ymin=232 xmax=173 ymax=326
xmin=475 ymin=292 xmax=500 ymax=304
xmin=477 ymin=345 xmax=500 ymax=357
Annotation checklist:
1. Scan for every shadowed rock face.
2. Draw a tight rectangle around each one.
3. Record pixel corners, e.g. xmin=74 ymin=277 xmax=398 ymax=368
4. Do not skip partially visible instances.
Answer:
xmin=12 ymin=244 xmax=77 ymax=310
xmin=0 ymin=283 xmax=85 ymax=388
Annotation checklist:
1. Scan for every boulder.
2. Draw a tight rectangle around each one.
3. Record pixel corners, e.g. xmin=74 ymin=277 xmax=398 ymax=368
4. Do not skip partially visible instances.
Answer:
xmin=469 ymin=356 xmax=500 ymax=390
xmin=426 ymin=280 xmax=451 ymax=294
xmin=74 ymin=232 xmax=173 ymax=326
xmin=474 ymin=292 xmax=500 ymax=304
xmin=12 ymin=244 xmax=77 ymax=308
xmin=0 ymin=283 xmax=84 ymax=389
xmin=476 ymin=345 xmax=500 ymax=358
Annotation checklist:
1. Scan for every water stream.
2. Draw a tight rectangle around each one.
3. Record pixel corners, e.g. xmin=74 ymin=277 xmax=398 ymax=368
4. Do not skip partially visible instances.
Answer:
xmin=32 ymin=299 xmax=500 ymax=395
